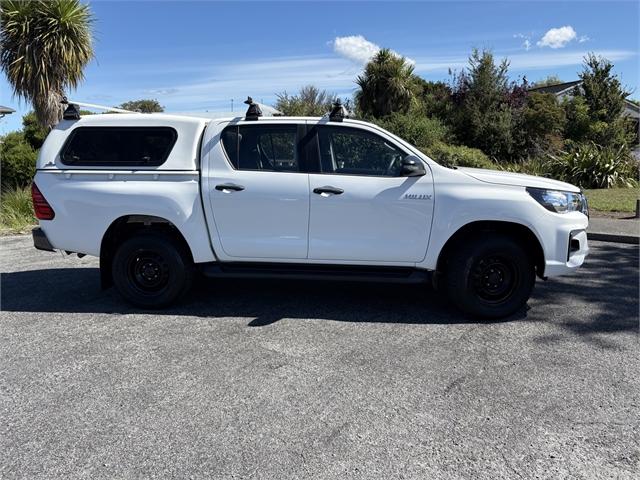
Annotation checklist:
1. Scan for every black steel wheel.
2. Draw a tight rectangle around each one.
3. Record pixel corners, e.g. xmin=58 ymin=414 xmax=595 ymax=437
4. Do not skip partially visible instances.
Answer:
xmin=471 ymin=255 xmax=519 ymax=305
xmin=445 ymin=235 xmax=535 ymax=318
xmin=112 ymin=232 xmax=193 ymax=308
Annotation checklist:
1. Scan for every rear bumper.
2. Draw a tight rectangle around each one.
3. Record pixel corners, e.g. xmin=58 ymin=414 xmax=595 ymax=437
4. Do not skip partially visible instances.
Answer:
xmin=32 ymin=227 xmax=55 ymax=252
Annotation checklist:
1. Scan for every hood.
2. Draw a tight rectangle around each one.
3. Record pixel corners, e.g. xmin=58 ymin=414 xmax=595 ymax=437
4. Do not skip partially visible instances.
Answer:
xmin=457 ymin=167 xmax=581 ymax=193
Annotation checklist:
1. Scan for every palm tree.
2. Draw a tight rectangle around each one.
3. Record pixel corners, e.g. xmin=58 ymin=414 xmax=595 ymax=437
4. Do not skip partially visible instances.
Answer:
xmin=0 ymin=0 xmax=94 ymax=127
xmin=355 ymin=48 xmax=417 ymax=118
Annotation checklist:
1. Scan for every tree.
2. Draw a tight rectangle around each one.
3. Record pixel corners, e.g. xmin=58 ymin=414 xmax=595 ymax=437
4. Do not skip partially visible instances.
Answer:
xmin=579 ymin=54 xmax=627 ymax=124
xmin=275 ymin=85 xmax=334 ymax=116
xmin=355 ymin=48 xmax=418 ymax=118
xmin=515 ymin=92 xmax=566 ymax=154
xmin=0 ymin=0 xmax=94 ymax=127
xmin=450 ymin=49 xmax=517 ymax=160
xmin=563 ymin=96 xmax=591 ymax=143
xmin=532 ymin=75 xmax=564 ymax=87
xmin=118 ymin=99 xmax=164 ymax=113
xmin=569 ymin=54 xmax=634 ymax=148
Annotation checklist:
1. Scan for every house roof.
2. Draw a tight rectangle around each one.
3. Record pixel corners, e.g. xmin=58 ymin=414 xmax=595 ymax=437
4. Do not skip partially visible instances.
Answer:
xmin=529 ymin=81 xmax=639 ymax=119
xmin=0 ymin=105 xmax=16 ymax=115
xmin=528 ymin=80 xmax=582 ymax=95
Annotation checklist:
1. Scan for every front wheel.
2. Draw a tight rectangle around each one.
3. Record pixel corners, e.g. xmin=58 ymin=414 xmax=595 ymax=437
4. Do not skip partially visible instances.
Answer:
xmin=445 ymin=235 xmax=535 ymax=318
xmin=112 ymin=232 xmax=193 ymax=308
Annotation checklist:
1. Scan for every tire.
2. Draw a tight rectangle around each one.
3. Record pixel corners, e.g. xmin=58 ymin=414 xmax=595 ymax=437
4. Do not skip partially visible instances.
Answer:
xmin=111 ymin=232 xmax=193 ymax=309
xmin=445 ymin=235 xmax=535 ymax=318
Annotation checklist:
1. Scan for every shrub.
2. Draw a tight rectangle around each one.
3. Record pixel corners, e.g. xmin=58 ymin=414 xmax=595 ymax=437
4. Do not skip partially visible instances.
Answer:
xmin=374 ymin=111 xmax=450 ymax=150
xmin=0 ymin=185 xmax=35 ymax=232
xmin=499 ymin=157 xmax=551 ymax=177
xmin=423 ymin=142 xmax=495 ymax=169
xmin=0 ymin=132 xmax=37 ymax=189
xmin=275 ymin=85 xmax=334 ymax=116
xmin=22 ymin=112 xmax=48 ymax=150
xmin=546 ymin=143 xmax=638 ymax=188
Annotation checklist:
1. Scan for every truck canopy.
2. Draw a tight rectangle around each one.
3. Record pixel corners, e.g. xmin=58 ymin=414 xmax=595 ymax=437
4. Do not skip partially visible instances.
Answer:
xmin=37 ymin=113 xmax=209 ymax=171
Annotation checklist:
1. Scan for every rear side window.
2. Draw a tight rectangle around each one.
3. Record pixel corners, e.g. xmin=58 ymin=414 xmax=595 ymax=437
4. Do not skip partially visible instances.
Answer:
xmin=221 ymin=125 xmax=299 ymax=172
xmin=60 ymin=127 xmax=177 ymax=167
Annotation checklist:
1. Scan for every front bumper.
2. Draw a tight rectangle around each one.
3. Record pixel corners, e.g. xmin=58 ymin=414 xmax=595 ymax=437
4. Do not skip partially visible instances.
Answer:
xmin=543 ymin=227 xmax=589 ymax=277
xmin=32 ymin=227 xmax=55 ymax=252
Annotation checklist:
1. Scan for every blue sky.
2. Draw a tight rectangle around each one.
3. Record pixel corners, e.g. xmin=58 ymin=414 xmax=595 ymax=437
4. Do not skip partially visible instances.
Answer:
xmin=1 ymin=0 xmax=638 ymax=134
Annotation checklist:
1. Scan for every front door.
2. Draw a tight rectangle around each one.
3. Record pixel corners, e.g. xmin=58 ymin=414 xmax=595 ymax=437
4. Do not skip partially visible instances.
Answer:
xmin=308 ymin=125 xmax=434 ymax=263
xmin=207 ymin=123 xmax=309 ymax=259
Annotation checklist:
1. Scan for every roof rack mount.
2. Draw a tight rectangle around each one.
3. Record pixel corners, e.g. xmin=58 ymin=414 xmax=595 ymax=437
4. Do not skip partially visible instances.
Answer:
xmin=244 ymin=97 xmax=262 ymax=121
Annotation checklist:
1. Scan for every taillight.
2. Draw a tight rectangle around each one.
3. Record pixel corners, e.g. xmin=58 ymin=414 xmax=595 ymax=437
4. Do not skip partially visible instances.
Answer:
xmin=31 ymin=183 xmax=55 ymax=220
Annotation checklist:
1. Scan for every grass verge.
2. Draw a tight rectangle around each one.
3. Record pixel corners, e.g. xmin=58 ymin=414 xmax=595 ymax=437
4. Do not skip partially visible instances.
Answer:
xmin=584 ymin=187 xmax=639 ymax=214
xmin=1 ymin=186 xmax=36 ymax=235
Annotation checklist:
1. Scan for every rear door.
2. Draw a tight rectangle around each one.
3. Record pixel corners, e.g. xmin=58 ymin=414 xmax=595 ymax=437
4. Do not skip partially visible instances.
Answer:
xmin=307 ymin=124 xmax=434 ymax=263
xmin=205 ymin=122 xmax=310 ymax=260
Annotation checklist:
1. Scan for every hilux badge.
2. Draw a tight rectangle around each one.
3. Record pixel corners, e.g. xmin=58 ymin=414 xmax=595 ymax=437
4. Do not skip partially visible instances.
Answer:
xmin=404 ymin=193 xmax=432 ymax=200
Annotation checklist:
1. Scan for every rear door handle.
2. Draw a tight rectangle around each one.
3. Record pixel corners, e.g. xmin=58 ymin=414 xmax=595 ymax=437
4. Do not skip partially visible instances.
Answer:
xmin=215 ymin=183 xmax=245 ymax=192
xmin=313 ymin=186 xmax=344 ymax=195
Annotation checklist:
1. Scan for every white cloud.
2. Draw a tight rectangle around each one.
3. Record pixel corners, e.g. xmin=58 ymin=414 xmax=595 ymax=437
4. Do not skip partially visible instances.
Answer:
xmin=514 ymin=33 xmax=532 ymax=51
xmin=537 ymin=26 xmax=578 ymax=49
xmin=332 ymin=35 xmax=415 ymax=66
xmin=332 ymin=35 xmax=379 ymax=64
xmin=146 ymin=88 xmax=179 ymax=96
xmin=579 ymin=35 xmax=590 ymax=43
xmin=411 ymin=49 xmax=635 ymax=74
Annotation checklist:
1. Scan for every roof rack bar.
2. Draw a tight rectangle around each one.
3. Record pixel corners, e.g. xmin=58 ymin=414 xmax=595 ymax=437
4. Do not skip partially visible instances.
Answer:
xmin=62 ymin=98 xmax=140 ymax=114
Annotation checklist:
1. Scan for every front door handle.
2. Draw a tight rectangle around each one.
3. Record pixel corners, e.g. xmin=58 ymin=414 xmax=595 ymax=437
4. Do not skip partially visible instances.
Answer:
xmin=215 ymin=183 xmax=245 ymax=192
xmin=313 ymin=186 xmax=344 ymax=195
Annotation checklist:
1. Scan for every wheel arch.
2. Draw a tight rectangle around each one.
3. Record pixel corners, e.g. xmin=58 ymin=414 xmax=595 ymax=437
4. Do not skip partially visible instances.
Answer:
xmin=99 ymin=215 xmax=194 ymax=289
xmin=435 ymin=220 xmax=546 ymax=283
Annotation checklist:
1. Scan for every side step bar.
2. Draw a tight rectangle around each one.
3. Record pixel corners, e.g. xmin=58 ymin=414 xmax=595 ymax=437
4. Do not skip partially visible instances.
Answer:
xmin=200 ymin=262 xmax=432 ymax=284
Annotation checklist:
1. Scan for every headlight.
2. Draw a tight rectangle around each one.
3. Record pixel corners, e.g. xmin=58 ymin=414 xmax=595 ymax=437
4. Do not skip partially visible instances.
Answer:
xmin=526 ymin=187 xmax=589 ymax=216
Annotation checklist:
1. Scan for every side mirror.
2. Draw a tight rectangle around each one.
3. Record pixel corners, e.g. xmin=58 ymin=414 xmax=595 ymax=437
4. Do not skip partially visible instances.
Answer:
xmin=400 ymin=155 xmax=426 ymax=177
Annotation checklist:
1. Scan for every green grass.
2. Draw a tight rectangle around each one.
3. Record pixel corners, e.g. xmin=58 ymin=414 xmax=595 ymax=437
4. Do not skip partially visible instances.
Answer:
xmin=1 ymin=186 xmax=36 ymax=234
xmin=584 ymin=187 xmax=639 ymax=213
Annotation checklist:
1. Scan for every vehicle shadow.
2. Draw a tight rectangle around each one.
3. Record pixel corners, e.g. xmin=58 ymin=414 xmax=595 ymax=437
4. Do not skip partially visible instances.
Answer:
xmin=1 ymin=243 xmax=636 ymax=331
xmin=531 ymin=242 xmax=639 ymax=341
xmin=0 ymin=266 xmax=518 ymax=325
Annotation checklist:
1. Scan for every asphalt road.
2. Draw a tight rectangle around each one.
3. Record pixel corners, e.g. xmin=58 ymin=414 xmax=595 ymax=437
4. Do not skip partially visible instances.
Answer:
xmin=1 ymin=235 xmax=638 ymax=480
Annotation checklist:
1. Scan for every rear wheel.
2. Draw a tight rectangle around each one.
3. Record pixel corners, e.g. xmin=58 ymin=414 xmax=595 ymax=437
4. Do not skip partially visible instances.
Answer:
xmin=445 ymin=235 xmax=535 ymax=318
xmin=112 ymin=232 xmax=193 ymax=308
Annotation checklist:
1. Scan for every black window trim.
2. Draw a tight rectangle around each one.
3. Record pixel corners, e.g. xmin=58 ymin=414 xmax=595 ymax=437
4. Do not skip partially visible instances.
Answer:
xmin=59 ymin=126 xmax=178 ymax=167
xmin=309 ymin=124 xmax=410 ymax=178
xmin=220 ymin=123 xmax=309 ymax=174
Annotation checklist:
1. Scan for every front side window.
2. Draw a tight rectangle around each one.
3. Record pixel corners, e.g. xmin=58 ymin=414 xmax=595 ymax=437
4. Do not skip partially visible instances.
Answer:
xmin=221 ymin=125 xmax=299 ymax=172
xmin=60 ymin=127 xmax=177 ymax=166
xmin=317 ymin=126 xmax=406 ymax=176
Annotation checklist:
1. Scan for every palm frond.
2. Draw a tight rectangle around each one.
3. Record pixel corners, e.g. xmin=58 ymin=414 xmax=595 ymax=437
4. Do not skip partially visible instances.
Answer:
xmin=0 ymin=0 xmax=94 ymax=126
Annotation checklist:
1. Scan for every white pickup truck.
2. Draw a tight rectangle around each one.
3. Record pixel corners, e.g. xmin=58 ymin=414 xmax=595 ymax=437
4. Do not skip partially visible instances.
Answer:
xmin=31 ymin=100 xmax=589 ymax=317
